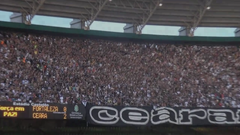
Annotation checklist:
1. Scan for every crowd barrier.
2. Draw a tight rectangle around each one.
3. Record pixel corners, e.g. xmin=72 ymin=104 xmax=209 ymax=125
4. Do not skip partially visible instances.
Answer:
xmin=1 ymin=102 xmax=240 ymax=126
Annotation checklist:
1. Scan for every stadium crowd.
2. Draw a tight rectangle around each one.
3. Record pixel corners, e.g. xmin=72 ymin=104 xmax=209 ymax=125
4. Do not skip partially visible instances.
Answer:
xmin=1 ymin=31 xmax=240 ymax=108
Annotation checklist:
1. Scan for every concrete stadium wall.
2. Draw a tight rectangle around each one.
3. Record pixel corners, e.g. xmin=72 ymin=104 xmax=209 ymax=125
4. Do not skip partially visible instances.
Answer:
xmin=0 ymin=21 xmax=240 ymax=43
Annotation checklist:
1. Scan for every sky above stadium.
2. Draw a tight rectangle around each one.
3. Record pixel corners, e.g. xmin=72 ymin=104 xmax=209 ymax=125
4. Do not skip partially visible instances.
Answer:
xmin=0 ymin=10 xmax=236 ymax=37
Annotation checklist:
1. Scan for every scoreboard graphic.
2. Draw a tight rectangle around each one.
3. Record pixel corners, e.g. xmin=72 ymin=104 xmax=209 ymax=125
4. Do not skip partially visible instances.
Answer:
xmin=0 ymin=105 xmax=28 ymax=118
xmin=0 ymin=102 xmax=85 ymax=120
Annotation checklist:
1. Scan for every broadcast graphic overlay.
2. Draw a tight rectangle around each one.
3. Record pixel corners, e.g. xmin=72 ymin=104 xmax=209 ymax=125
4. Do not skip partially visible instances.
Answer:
xmin=0 ymin=102 xmax=29 ymax=118
xmin=0 ymin=102 xmax=85 ymax=120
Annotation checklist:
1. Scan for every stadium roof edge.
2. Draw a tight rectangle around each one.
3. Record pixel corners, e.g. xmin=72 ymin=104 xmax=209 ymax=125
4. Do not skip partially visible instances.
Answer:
xmin=1 ymin=0 xmax=240 ymax=35
xmin=0 ymin=21 xmax=240 ymax=43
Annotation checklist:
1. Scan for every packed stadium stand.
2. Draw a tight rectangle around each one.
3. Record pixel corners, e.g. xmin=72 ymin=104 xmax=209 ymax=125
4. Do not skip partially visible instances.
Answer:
xmin=1 ymin=25 xmax=240 ymax=108
xmin=1 ymin=0 xmax=240 ymax=135
xmin=0 ymin=21 xmax=240 ymax=135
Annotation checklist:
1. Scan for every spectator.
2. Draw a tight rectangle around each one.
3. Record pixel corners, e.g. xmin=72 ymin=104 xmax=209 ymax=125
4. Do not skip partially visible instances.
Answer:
xmin=0 ymin=31 xmax=240 ymax=108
